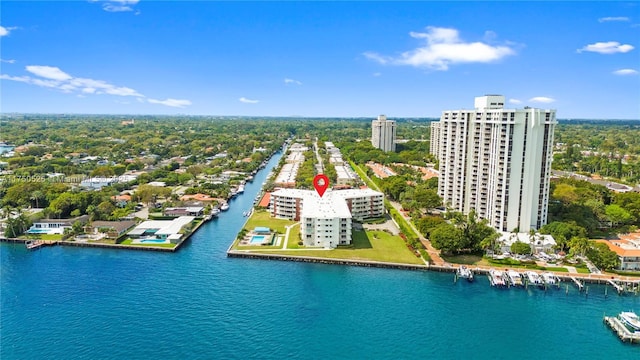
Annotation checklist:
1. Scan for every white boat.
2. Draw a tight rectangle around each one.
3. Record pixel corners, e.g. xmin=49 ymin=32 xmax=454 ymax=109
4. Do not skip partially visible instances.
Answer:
xmin=237 ymin=184 xmax=245 ymax=193
xmin=489 ymin=269 xmax=506 ymax=287
xmin=507 ymin=270 xmax=523 ymax=286
xmin=211 ymin=207 xmax=221 ymax=217
xmin=525 ymin=271 xmax=544 ymax=287
xmin=541 ymin=272 xmax=560 ymax=286
xmin=220 ymin=202 xmax=230 ymax=211
xmin=456 ymin=266 xmax=474 ymax=282
xmin=619 ymin=311 xmax=640 ymax=333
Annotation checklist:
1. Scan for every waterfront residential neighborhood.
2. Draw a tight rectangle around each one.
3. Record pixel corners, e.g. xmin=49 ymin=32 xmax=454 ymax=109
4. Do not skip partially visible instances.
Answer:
xmin=2 ymin=110 xmax=640 ymax=282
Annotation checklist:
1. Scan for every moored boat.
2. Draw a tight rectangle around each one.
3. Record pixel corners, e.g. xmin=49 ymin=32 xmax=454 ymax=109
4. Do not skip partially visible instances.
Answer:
xmin=525 ymin=271 xmax=544 ymax=287
xmin=220 ymin=202 xmax=230 ymax=211
xmin=489 ymin=269 xmax=506 ymax=287
xmin=456 ymin=266 xmax=474 ymax=282
xmin=619 ymin=311 xmax=640 ymax=333
xmin=541 ymin=272 xmax=560 ymax=286
xmin=507 ymin=270 xmax=523 ymax=287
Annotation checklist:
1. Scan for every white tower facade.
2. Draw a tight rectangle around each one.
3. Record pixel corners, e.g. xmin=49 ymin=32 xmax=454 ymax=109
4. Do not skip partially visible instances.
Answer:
xmin=371 ymin=115 xmax=396 ymax=152
xmin=432 ymin=95 xmax=557 ymax=232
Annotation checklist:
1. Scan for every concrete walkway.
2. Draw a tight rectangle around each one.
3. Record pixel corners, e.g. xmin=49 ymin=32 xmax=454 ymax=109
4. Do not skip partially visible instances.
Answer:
xmin=565 ymin=266 xmax=578 ymax=274
xmin=282 ymin=222 xmax=299 ymax=249
xmin=388 ymin=201 xmax=445 ymax=265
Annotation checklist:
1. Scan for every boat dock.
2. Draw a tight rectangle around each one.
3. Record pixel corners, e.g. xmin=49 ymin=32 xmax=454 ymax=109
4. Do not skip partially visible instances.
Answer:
xmin=570 ymin=276 xmax=585 ymax=291
xmin=25 ymin=240 xmax=58 ymax=250
xmin=607 ymin=279 xmax=624 ymax=294
xmin=604 ymin=316 xmax=640 ymax=344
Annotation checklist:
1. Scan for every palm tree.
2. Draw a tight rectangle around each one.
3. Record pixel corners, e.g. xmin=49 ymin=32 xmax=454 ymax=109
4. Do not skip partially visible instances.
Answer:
xmin=30 ymin=190 xmax=45 ymax=209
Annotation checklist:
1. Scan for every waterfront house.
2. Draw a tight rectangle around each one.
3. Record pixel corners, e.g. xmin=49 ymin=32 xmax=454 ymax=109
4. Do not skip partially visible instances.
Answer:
xmin=27 ymin=215 xmax=90 ymax=235
xmin=84 ymin=220 xmax=136 ymax=239
xmin=164 ymin=207 xmax=204 ymax=217
xmin=498 ymin=232 xmax=556 ymax=254
xmin=128 ymin=216 xmax=194 ymax=243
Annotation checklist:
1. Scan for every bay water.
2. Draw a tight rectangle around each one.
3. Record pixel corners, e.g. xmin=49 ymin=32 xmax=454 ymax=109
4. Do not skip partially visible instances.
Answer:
xmin=2 ymin=151 xmax=639 ymax=359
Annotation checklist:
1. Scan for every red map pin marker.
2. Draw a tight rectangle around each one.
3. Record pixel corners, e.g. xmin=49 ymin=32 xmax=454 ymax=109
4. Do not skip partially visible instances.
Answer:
xmin=313 ymin=174 xmax=329 ymax=197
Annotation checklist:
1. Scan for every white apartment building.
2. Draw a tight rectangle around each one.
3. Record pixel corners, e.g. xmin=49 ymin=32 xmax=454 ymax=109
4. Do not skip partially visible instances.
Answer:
xmin=371 ymin=115 xmax=396 ymax=152
xmin=431 ymin=95 xmax=556 ymax=232
xmin=270 ymin=188 xmax=385 ymax=248
xmin=429 ymin=121 xmax=441 ymax=157
xmin=301 ymin=192 xmax=353 ymax=248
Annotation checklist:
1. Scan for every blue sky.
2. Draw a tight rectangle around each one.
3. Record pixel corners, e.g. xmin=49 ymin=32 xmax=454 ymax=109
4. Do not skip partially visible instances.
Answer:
xmin=1 ymin=1 xmax=638 ymax=119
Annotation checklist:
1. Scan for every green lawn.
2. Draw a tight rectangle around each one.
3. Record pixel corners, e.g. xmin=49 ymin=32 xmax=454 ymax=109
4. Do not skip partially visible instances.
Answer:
xmin=442 ymin=254 xmax=483 ymax=265
xmin=20 ymin=234 xmax=62 ymax=241
xmin=544 ymin=266 xmax=569 ymax=272
xmin=243 ymin=210 xmax=295 ymax=234
xmin=264 ymin=230 xmax=424 ymax=265
xmin=286 ymin=223 xmax=302 ymax=249
xmin=119 ymin=238 xmax=176 ymax=248
xmin=575 ymin=268 xmax=591 ymax=274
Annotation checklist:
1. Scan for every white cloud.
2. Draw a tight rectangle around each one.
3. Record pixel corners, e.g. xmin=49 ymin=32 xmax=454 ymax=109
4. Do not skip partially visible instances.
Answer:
xmin=0 ymin=25 xmax=17 ymax=37
xmin=613 ymin=68 xmax=639 ymax=75
xmin=1 ymin=64 xmax=190 ymax=108
xmin=577 ymin=41 xmax=634 ymax=54
xmin=598 ymin=17 xmax=630 ymax=23
xmin=364 ymin=26 xmax=516 ymax=71
xmin=529 ymin=96 xmax=556 ymax=104
xmin=239 ymin=97 xmax=259 ymax=104
xmin=0 ymin=59 xmax=16 ymax=64
xmin=99 ymin=0 xmax=140 ymax=13
xmin=508 ymin=98 xmax=522 ymax=104
xmin=147 ymin=98 xmax=192 ymax=108
xmin=0 ymin=74 xmax=31 ymax=83
xmin=26 ymin=65 xmax=73 ymax=81
xmin=372 ymin=72 xmax=382 ymax=77
xmin=284 ymin=78 xmax=302 ymax=85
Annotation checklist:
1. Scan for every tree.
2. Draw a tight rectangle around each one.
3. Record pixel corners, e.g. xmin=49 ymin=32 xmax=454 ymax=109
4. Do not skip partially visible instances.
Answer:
xmin=30 ymin=190 xmax=45 ymax=209
xmin=605 ymin=204 xmax=632 ymax=227
xmin=553 ymin=183 xmax=578 ymax=204
xmin=510 ymin=241 xmax=532 ymax=255
xmin=416 ymin=215 xmax=445 ymax=237
xmin=414 ymin=188 xmax=441 ymax=213
xmin=586 ymin=242 xmax=620 ymax=270
xmin=568 ymin=236 xmax=590 ymax=257
xmin=539 ymin=221 xmax=587 ymax=252
xmin=430 ymin=223 xmax=464 ymax=255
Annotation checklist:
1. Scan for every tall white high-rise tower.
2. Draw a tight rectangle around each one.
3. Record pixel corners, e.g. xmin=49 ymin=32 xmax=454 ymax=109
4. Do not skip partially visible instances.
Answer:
xmin=431 ymin=95 xmax=557 ymax=232
xmin=371 ymin=115 xmax=396 ymax=152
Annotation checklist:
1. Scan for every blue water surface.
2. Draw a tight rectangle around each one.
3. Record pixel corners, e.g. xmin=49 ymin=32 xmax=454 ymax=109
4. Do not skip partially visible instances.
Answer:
xmin=2 ymin=151 xmax=639 ymax=359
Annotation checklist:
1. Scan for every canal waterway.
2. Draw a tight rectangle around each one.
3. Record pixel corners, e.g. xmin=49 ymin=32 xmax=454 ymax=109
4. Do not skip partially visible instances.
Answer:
xmin=1 ymin=149 xmax=639 ymax=359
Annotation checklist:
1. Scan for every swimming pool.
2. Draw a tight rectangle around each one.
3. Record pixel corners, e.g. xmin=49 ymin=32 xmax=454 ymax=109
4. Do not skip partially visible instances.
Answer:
xmin=250 ymin=235 xmax=267 ymax=244
xmin=139 ymin=239 xmax=168 ymax=244
xmin=26 ymin=228 xmax=53 ymax=234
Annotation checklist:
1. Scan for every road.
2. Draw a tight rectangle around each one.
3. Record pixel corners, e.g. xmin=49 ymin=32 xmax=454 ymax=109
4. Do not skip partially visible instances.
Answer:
xmin=552 ymin=170 xmax=638 ymax=192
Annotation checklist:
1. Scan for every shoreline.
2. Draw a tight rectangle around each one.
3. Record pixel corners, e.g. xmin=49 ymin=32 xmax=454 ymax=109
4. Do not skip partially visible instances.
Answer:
xmin=227 ymin=249 xmax=640 ymax=286
xmin=0 ymin=217 xmax=206 ymax=253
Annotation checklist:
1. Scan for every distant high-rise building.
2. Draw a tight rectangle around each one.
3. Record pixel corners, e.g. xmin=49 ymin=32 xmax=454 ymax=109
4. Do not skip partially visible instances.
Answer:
xmin=371 ymin=115 xmax=396 ymax=152
xmin=431 ymin=95 xmax=557 ymax=232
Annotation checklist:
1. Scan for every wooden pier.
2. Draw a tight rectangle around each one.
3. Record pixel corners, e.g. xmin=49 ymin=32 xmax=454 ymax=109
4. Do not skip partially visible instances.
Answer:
xmin=25 ymin=240 xmax=58 ymax=250
xmin=604 ymin=316 xmax=640 ymax=344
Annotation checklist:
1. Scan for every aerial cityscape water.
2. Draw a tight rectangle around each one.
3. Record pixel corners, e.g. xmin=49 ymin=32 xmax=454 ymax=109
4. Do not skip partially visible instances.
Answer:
xmin=1 ymin=150 xmax=639 ymax=359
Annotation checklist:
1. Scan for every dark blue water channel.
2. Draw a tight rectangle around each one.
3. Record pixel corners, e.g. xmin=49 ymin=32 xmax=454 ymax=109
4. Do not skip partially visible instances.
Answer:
xmin=2 ymin=150 xmax=639 ymax=359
